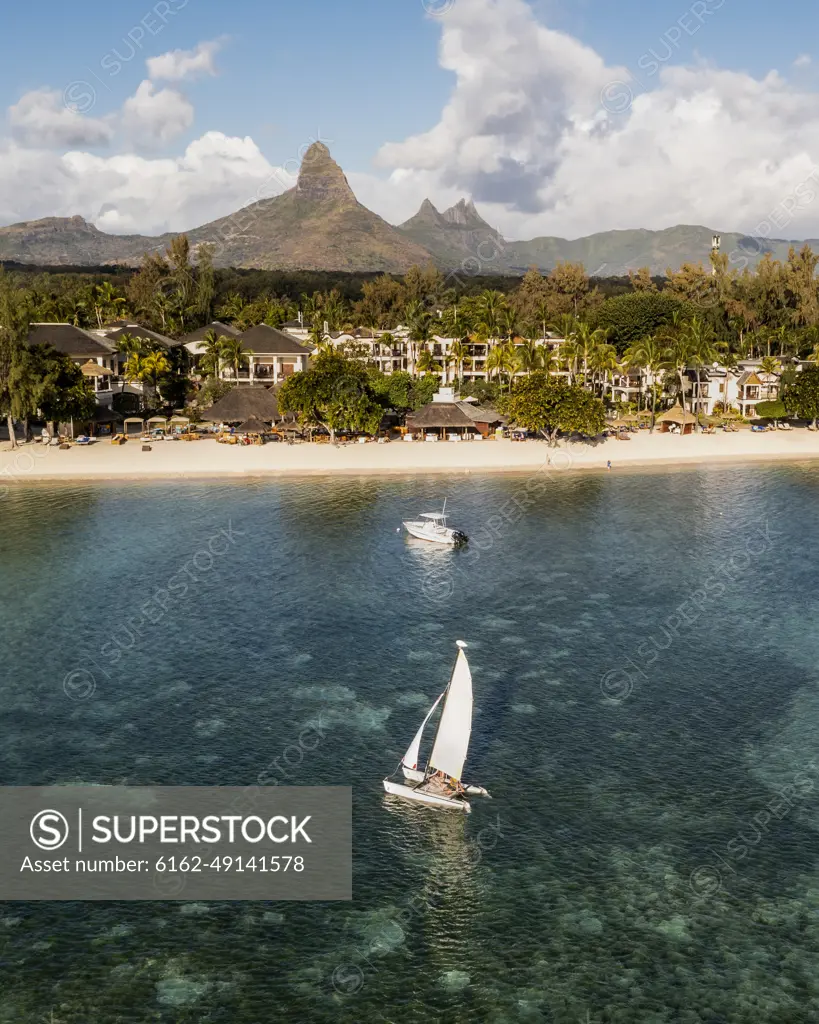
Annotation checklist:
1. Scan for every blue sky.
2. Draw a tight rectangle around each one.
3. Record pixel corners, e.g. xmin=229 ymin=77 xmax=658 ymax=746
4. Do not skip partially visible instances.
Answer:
xmin=2 ymin=0 xmax=815 ymax=175
xmin=2 ymin=0 xmax=819 ymax=239
xmin=0 ymin=0 xmax=450 ymax=172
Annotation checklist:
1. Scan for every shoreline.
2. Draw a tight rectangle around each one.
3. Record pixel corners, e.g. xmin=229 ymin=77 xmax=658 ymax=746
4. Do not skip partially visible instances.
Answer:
xmin=4 ymin=433 xmax=819 ymax=485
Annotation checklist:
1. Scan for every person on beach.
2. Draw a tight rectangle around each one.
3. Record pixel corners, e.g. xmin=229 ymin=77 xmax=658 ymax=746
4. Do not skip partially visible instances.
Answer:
xmin=607 ymin=460 xmax=612 ymax=471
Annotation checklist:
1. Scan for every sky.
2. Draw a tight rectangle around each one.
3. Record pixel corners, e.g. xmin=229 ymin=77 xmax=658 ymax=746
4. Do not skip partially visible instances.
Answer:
xmin=1 ymin=0 xmax=819 ymax=241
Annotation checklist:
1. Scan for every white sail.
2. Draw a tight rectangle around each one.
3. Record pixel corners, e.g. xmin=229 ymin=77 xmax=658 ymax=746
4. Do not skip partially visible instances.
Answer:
xmin=428 ymin=644 xmax=472 ymax=781
xmin=401 ymin=692 xmax=444 ymax=770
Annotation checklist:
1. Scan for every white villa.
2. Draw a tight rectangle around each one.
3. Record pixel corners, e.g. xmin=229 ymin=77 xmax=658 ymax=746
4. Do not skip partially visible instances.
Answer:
xmin=681 ymin=361 xmax=803 ymax=418
xmin=314 ymin=324 xmax=566 ymax=384
xmin=180 ymin=323 xmax=311 ymax=383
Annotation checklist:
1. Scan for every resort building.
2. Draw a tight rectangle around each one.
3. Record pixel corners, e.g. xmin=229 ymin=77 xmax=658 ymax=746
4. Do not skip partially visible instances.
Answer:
xmin=734 ymin=367 xmax=780 ymax=418
xmin=182 ymin=323 xmax=311 ymax=383
xmin=682 ymin=360 xmax=795 ymax=418
xmin=314 ymin=326 xmax=566 ymax=385
xmin=178 ymin=321 xmax=240 ymax=345
xmin=610 ymin=367 xmax=649 ymax=407
xmin=25 ymin=323 xmax=138 ymax=408
xmin=92 ymin=322 xmax=178 ymax=351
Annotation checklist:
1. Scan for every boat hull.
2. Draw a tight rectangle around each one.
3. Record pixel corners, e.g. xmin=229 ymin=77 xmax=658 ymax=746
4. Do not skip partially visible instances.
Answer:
xmin=383 ymin=779 xmax=471 ymax=813
xmin=403 ymin=521 xmax=467 ymax=546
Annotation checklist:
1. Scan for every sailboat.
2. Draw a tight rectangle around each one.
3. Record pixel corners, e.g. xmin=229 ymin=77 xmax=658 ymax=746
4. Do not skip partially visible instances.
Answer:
xmin=383 ymin=641 xmax=490 ymax=813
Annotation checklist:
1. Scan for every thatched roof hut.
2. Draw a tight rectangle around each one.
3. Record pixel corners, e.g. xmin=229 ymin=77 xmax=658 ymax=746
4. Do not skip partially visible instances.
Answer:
xmin=236 ymin=416 xmax=270 ymax=434
xmin=657 ymin=404 xmax=696 ymax=433
xmin=406 ymin=403 xmax=477 ymax=431
xmin=406 ymin=399 xmax=506 ymax=436
xmin=205 ymin=386 xmax=281 ymax=423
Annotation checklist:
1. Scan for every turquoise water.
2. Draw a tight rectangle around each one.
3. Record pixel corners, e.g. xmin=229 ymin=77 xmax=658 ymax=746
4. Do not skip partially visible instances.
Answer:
xmin=2 ymin=467 xmax=819 ymax=1022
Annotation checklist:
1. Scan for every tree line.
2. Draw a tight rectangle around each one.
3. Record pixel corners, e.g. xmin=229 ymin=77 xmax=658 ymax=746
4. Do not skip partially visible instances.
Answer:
xmin=6 ymin=236 xmax=819 ymax=445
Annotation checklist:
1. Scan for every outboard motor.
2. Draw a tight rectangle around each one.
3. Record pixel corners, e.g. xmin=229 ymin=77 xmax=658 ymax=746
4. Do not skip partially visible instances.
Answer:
xmin=452 ymin=530 xmax=469 ymax=546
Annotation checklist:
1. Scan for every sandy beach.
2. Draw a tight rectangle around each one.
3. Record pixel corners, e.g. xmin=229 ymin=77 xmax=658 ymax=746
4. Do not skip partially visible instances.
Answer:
xmin=3 ymin=430 xmax=819 ymax=484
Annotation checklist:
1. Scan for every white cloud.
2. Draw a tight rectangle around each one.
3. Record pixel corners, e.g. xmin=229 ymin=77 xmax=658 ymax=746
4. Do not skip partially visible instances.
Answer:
xmin=0 ymin=133 xmax=290 ymax=236
xmin=794 ymin=54 xmax=812 ymax=69
xmin=146 ymin=39 xmax=223 ymax=82
xmin=8 ymin=88 xmax=112 ymax=149
xmin=121 ymin=80 xmax=194 ymax=148
xmin=370 ymin=0 xmax=819 ymax=241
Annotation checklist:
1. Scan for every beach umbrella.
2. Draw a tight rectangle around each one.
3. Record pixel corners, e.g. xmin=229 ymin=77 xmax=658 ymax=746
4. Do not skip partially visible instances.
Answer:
xmin=79 ymin=361 xmax=113 ymax=377
xmin=236 ymin=416 xmax=270 ymax=434
xmin=277 ymin=419 xmax=303 ymax=433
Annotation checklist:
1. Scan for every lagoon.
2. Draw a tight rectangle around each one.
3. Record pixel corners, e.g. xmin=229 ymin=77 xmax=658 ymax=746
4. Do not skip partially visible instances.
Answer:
xmin=1 ymin=467 xmax=819 ymax=1022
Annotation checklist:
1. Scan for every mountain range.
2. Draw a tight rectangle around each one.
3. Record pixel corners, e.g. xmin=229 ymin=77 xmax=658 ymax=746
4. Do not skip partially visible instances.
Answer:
xmin=0 ymin=142 xmax=814 ymax=277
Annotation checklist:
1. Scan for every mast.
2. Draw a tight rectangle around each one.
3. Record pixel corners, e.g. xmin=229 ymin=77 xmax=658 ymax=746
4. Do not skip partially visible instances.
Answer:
xmin=425 ymin=640 xmax=467 ymax=782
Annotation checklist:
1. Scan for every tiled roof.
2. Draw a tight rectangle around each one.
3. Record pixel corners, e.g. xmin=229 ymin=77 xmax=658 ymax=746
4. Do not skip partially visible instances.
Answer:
xmin=27 ymin=323 xmax=111 ymax=357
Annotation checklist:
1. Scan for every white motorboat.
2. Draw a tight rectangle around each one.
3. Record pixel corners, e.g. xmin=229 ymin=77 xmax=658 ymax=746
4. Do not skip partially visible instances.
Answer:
xmin=402 ymin=500 xmax=468 ymax=546
xmin=383 ymin=641 xmax=490 ymax=813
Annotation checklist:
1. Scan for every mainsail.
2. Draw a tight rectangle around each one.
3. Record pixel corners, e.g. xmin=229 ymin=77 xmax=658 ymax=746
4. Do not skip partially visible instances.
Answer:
xmin=428 ymin=643 xmax=473 ymax=781
xmin=402 ymin=692 xmax=444 ymax=770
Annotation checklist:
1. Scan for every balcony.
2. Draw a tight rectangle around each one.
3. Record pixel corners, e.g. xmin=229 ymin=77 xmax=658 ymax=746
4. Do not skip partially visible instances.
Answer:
xmin=741 ymin=387 xmax=777 ymax=401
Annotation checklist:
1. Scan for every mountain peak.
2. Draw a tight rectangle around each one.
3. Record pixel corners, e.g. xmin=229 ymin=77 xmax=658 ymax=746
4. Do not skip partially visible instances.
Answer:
xmin=400 ymin=199 xmax=446 ymax=230
xmin=442 ymin=198 xmax=488 ymax=228
xmin=296 ymin=142 xmax=355 ymax=201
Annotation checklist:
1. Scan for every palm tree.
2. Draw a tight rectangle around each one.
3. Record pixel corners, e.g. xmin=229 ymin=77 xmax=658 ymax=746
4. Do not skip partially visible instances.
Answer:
xmin=550 ymin=313 xmax=578 ymax=343
xmin=217 ymin=293 xmax=247 ymax=327
xmin=406 ymin=304 xmax=432 ymax=375
xmin=92 ymin=281 xmax=127 ymax=328
xmin=475 ymin=290 xmax=507 ymax=343
xmin=200 ymin=329 xmax=230 ymax=379
xmin=113 ymin=332 xmax=145 ymax=401
xmin=416 ymin=348 xmax=443 ymax=377
xmin=485 ymin=340 xmax=517 ymax=391
xmin=624 ymin=334 xmax=665 ymax=431
xmin=500 ymin=309 xmax=519 ymax=341
xmin=141 ymin=350 xmax=170 ymax=390
xmin=308 ymin=320 xmax=329 ymax=350
xmin=573 ymin=323 xmax=609 ymax=386
xmin=683 ymin=317 xmax=718 ymax=430
xmin=663 ymin=333 xmax=694 ymax=424
xmin=539 ymin=345 xmax=559 ymax=377
xmin=560 ymin=339 xmax=583 ymax=382
xmin=759 ymin=355 xmax=781 ymax=377
xmin=516 ymin=340 xmax=543 ymax=375
xmin=122 ymin=353 xmax=147 ymax=410
xmin=766 ymin=325 xmax=789 ymax=358
xmin=221 ymin=337 xmax=248 ymax=381
xmin=588 ymin=342 xmax=619 ymax=399
xmin=448 ymin=340 xmax=470 ymax=384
